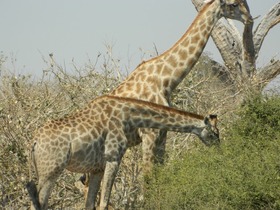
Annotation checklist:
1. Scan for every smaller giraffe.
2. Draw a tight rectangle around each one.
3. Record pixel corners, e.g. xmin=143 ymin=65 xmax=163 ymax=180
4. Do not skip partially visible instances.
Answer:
xmin=26 ymin=95 xmax=219 ymax=210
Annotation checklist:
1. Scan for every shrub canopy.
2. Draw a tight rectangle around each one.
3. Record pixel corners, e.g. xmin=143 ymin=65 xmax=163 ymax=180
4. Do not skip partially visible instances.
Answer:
xmin=144 ymin=95 xmax=280 ymax=210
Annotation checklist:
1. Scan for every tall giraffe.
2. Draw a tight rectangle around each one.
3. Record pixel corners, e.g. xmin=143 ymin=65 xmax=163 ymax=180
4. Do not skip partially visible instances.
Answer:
xmin=109 ymin=0 xmax=252 ymax=170
xmin=26 ymin=95 xmax=219 ymax=210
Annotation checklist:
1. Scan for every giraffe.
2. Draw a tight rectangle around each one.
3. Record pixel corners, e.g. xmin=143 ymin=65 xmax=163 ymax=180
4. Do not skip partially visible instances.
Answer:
xmin=26 ymin=95 xmax=219 ymax=210
xmin=107 ymin=0 xmax=253 ymax=171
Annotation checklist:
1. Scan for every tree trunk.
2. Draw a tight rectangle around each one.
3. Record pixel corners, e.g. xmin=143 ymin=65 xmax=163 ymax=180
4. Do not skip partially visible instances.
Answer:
xmin=191 ymin=0 xmax=280 ymax=89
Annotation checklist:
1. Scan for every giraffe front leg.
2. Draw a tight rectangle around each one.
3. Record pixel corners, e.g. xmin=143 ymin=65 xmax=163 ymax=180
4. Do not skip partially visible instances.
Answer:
xmin=142 ymin=129 xmax=167 ymax=174
xmin=154 ymin=129 xmax=167 ymax=165
xmin=85 ymin=171 xmax=103 ymax=210
xmin=99 ymin=160 xmax=120 ymax=210
xmin=98 ymin=131 xmax=127 ymax=210
xmin=141 ymin=129 xmax=158 ymax=174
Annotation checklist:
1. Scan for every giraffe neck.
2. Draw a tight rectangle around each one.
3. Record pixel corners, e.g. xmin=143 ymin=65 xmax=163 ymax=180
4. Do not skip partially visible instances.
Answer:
xmin=105 ymin=96 xmax=207 ymax=136
xmin=112 ymin=0 xmax=222 ymax=98
xmin=156 ymin=0 xmax=221 ymax=92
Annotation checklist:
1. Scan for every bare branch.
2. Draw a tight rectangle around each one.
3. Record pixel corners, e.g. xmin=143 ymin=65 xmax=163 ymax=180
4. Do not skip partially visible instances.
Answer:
xmin=191 ymin=0 xmax=280 ymax=82
xmin=212 ymin=20 xmax=243 ymax=71
xmin=254 ymin=3 xmax=280 ymax=59
xmin=242 ymin=22 xmax=256 ymax=77
xmin=257 ymin=59 xmax=280 ymax=83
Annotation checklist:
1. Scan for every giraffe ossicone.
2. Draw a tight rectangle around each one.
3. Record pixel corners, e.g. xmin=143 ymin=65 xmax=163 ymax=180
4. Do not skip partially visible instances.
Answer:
xmin=27 ymin=95 xmax=219 ymax=210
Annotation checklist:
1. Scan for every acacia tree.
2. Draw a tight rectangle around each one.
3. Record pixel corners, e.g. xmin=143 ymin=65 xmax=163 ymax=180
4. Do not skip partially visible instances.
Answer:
xmin=191 ymin=0 xmax=280 ymax=89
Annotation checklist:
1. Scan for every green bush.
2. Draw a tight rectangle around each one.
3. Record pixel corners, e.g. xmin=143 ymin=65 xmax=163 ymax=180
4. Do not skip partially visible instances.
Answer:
xmin=144 ymin=95 xmax=280 ymax=210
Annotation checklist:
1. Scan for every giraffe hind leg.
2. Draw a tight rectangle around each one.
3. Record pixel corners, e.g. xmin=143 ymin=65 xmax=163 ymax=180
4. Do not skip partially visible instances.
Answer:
xmin=31 ymin=155 xmax=66 ymax=209
xmin=27 ymin=178 xmax=59 ymax=210
xmin=26 ymin=180 xmax=41 ymax=210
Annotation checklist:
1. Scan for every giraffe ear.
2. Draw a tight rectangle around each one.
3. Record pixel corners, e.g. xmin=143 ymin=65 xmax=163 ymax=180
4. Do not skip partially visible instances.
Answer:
xmin=204 ymin=115 xmax=218 ymax=127
xmin=209 ymin=114 xmax=218 ymax=128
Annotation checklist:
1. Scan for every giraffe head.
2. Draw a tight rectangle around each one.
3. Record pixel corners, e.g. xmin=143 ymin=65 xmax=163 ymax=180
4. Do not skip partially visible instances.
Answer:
xmin=219 ymin=0 xmax=253 ymax=24
xmin=200 ymin=114 xmax=220 ymax=146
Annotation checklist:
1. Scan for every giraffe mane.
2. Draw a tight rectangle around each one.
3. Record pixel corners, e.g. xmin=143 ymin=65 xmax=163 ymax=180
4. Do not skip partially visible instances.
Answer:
xmin=104 ymin=95 xmax=205 ymax=120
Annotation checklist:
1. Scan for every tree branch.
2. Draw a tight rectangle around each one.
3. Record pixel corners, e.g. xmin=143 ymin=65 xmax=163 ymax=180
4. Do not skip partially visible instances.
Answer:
xmin=242 ymin=22 xmax=256 ymax=77
xmin=191 ymin=0 xmax=280 ymax=88
xmin=257 ymin=60 xmax=280 ymax=83
xmin=254 ymin=3 xmax=280 ymax=60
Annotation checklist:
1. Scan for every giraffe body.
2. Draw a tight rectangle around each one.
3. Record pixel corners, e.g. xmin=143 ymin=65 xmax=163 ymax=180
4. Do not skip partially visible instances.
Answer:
xmin=109 ymin=0 xmax=252 ymax=169
xmin=27 ymin=95 xmax=219 ymax=210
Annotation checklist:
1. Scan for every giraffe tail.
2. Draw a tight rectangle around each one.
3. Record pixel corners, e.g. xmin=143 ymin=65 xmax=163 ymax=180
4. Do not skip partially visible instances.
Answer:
xmin=26 ymin=180 xmax=41 ymax=210
xmin=26 ymin=141 xmax=41 ymax=210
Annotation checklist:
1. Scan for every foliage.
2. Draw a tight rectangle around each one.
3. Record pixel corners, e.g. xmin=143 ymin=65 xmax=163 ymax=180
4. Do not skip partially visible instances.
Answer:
xmin=144 ymin=95 xmax=280 ymax=210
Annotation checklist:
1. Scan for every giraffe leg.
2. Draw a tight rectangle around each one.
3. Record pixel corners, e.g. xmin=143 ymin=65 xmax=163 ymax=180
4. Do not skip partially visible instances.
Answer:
xmin=142 ymin=129 xmax=167 ymax=174
xmin=31 ymin=142 xmax=69 ymax=210
xmin=142 ymin=129 xmax=158 ymax=174
xmin=30 ymin=165 xmax=63 ymax=210
xmin=37 ymin=178 xmax=57 ymax=210
xmin=99 ymin=160 xmax=120 ymax=210
xmin=85 ymin=171 xmax=103 ymax=210
xmin=154 ymin=129 xmax=167 ymax=165
xmin=27 ymin=182 xmax=40 ymax=210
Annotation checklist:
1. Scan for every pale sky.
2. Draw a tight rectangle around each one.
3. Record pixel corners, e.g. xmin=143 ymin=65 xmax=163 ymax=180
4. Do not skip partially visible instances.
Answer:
xmin=1 ymin=0 xmax=279 ymax=79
